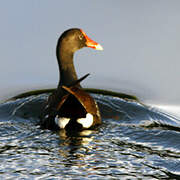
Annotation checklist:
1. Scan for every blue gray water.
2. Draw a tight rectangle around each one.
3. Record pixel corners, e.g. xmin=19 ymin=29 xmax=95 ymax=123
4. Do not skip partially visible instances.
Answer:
xmin=0 ymin=92 xmax=180 ymax=179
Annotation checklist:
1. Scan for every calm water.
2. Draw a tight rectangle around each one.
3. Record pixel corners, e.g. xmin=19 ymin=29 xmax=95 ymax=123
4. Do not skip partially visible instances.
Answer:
xmin=0 ymin=91 xmax=180 ymax=179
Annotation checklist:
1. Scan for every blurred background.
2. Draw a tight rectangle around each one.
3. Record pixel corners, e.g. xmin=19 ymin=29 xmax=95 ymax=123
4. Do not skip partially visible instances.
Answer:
xmin=0 ymin=0 xmax=180 ymax=116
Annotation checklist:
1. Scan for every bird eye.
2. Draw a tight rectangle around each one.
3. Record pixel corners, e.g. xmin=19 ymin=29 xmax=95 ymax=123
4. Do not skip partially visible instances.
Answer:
xmin=79 ymin=35 xmax=83 ymax=40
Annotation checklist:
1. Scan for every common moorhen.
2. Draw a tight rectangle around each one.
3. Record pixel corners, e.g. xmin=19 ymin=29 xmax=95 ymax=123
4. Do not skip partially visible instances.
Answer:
xmin=40 ymin=28 xmax=103 ymax=130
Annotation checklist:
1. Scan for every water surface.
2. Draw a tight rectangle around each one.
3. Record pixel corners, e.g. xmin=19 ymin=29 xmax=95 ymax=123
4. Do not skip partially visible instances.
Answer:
xmin=0 ymin=91 xmax=180 ymax=179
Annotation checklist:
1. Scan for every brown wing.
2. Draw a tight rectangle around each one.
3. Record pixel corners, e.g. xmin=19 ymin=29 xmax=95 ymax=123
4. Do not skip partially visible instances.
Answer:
xmin=62 ymin=86 xmax=101 ymax=125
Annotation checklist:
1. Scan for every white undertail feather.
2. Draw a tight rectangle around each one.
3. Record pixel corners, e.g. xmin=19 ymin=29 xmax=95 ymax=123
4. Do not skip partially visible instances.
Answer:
xmin=55 ymin=116 xmax=70 ymax=129
xmin=77 ymin=113 xmax=94 ymax=128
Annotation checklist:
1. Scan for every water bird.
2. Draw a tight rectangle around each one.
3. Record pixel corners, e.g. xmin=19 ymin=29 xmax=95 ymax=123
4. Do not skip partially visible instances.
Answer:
xmin=40 ymin=28 xmax=103 ymax=130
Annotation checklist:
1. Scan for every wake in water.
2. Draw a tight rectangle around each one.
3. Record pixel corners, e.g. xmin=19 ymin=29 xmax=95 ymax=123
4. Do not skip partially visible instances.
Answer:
xmin=0 ymin=92 xmax=180 ymax=179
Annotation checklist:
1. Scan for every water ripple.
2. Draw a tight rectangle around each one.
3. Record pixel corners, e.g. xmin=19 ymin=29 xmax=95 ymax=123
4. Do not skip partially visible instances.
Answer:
xmin=0 ymin=93 xmax=180 ymax=179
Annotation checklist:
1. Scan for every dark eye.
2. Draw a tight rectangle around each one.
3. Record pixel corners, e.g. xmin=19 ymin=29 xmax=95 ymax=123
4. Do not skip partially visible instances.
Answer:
xmin=79 ymin=34 xmax=83 ymax=40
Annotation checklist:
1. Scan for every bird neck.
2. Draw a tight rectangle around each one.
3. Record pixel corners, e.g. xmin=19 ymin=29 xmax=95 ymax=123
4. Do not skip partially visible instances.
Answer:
xmin=56 ymin=46 xmax=78 ymax=87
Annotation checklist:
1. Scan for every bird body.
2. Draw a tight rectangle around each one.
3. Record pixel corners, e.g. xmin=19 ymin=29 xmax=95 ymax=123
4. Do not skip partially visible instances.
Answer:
xmin=40 ymin=28 xmax=103 ymax=130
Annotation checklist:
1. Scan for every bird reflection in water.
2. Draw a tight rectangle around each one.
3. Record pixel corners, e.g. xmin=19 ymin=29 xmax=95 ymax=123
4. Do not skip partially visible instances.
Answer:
xmin=58 ymin=129 xmax=96 ymax=160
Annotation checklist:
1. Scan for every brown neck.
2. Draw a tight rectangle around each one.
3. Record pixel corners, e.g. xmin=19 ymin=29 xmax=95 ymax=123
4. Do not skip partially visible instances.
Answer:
xmin=56 ymin=44 xmax=78 ymax=87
